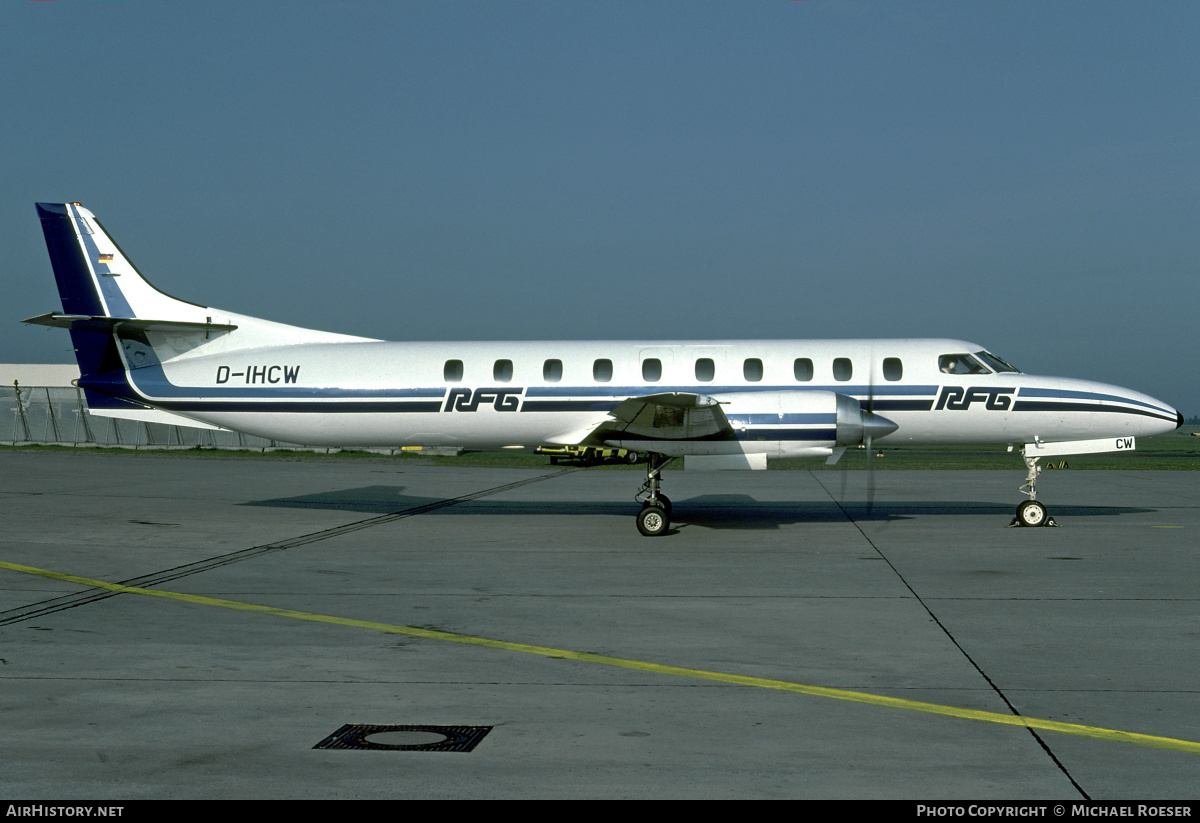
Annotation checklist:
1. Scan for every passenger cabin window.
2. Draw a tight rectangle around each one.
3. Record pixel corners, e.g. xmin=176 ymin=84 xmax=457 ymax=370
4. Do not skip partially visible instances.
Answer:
xmin=593 ymin=358 xmax=613 ymax=382
xmin=695 ymin=358 xmax=715 ymax=382
xmin=833 ymin=358 xmax=853 ymax=381
xmin=493 ymin=359 xmax=513 ymax=382
xmin=642 ymin=358 xmax=662 ymax=382
xmin=939 ymin=354 xmax=989 ymax=375
xmin=883 ymin=357 xmax=903 ymax=381
xmin=743 ymin=358 xmax=763 ymax=382
xmin=543 ymin=359 xmax=562 ymax=382
xmin=444 ymin=359 xmax=463 ymax=382
xmin=793 ymin=358 xmax=813 ymax=381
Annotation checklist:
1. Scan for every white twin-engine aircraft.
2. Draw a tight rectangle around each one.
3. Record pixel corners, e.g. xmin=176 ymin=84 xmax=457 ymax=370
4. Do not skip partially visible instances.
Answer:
xmin=26 ymin=202 xmax=1182 ymax=535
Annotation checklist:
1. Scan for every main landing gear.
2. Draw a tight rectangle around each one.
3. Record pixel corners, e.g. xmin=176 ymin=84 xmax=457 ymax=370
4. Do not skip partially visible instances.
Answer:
xmin=635 ymin=454 xmax=676 ymax=536
xmin=1010 ymin=451 xmax=1059 ymax=527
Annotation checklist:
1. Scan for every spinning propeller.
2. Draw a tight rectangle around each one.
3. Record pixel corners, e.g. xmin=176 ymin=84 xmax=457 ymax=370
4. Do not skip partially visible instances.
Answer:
xmin=836 ymin=351 xmax=896 ymax=517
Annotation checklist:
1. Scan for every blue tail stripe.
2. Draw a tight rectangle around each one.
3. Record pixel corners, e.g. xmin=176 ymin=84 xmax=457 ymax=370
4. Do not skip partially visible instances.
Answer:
xmin=37 ymin=203 xmax=105 ymax=318
xmin=77 ymin=228 xmax=134 ymax=318
xmin=37 ymin=203 xmax=127 ymax=381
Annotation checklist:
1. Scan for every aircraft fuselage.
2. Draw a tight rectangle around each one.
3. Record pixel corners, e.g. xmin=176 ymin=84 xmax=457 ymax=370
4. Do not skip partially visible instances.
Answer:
xmin=106 ymin=336 xmax=1179 ymax=454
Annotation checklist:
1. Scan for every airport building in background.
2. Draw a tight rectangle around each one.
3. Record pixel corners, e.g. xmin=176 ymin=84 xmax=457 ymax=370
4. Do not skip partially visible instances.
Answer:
xmin=0 ymin=363 xmax=306 ymax=450
xmin=1 ymin=363 xmax=79 ymax=388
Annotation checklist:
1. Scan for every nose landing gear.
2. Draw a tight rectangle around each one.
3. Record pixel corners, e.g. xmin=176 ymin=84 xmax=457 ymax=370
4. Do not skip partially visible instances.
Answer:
xmin=1011 ymin=451 xmax=1059 ymax=527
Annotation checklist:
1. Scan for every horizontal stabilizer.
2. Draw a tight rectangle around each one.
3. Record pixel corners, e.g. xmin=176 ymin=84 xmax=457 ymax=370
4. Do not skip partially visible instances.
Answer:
xmin=23 ymin=313 xmax=237 ymax=335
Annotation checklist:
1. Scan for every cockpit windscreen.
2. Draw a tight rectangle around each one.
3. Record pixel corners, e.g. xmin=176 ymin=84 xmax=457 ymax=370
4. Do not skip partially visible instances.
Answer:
xmin=938 ymin=354 xmax=989 ymax=375
xmin=974 ymin=351 xmax=1020 ymax=373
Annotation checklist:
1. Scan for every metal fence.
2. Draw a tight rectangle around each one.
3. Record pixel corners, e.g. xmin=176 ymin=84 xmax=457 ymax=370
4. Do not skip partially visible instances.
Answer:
xmin=2 ymin=384 xmax=305 ymax=450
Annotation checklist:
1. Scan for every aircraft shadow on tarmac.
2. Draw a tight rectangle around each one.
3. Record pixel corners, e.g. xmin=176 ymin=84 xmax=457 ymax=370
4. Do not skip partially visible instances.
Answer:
xmin=240 ymin=486 xmax=1157 ymax=531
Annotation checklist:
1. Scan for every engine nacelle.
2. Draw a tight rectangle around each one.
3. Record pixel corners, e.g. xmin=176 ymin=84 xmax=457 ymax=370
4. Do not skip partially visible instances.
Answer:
xmin=717 ymin=390 xmax=898 ymax=447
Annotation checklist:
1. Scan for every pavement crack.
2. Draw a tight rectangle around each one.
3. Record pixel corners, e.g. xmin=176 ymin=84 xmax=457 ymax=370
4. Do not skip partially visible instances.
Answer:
xmin=810 ymin=470 xmax=1092 ymax=800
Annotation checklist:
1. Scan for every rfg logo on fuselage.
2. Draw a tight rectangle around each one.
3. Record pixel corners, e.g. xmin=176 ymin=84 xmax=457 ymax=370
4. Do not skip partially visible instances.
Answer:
xmin=935 ymin=386 xmax=1016 ymax=411
xmin=444 ymin=387 xmax=524 ymax=412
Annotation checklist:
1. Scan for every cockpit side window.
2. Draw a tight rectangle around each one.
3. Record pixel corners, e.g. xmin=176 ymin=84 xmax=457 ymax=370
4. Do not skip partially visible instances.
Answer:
xmin=939 ymin=353 xmax=990 ymax=375
xmin=975 ymin=350 xmax=1021 ymax=374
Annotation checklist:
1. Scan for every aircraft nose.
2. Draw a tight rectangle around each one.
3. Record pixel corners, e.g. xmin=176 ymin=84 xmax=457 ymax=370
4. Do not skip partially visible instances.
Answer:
xmin=1178 ymin=410 xmax=1185 ymax=430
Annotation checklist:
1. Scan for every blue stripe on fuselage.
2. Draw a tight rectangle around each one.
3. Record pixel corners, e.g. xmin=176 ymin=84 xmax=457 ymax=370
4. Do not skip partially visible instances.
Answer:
xmin=524 ymin=384 xmax=938 ymax=398
xmin=731 ymin=413 xmax=835 ymax=425
xmin=1011 ymin=401 xmax=1177 ymax=423
xmin=1017 ymin=386 xmax=1174 ymax=416
xmin=608 ymin=428 xmax=837 ymax=443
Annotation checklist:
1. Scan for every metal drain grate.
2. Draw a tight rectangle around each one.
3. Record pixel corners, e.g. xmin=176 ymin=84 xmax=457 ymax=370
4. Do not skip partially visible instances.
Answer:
xmin=314 ymin=724 xmax=492 ymax=752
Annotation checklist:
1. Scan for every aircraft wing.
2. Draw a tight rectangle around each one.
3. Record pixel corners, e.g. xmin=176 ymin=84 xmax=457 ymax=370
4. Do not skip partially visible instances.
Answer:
xmin=603 ymin=392 xmax=733 ymax=441
xmin=536 ymin=392 xmax=736 ymax=449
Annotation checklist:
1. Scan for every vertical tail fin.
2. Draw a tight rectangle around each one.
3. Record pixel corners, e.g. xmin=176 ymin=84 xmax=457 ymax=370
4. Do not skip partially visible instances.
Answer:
xmin=35 ymin=202 xmax=212 ymax=325
xmin=29 ymin=203 xmax=224 ymax=409
xmin=27 ymin=202 xmax=375 ymax=411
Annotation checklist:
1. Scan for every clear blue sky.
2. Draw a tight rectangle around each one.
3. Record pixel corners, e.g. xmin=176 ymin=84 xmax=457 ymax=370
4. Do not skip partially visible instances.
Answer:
xmin=3 ymin=1 xmax=1197 ymax=415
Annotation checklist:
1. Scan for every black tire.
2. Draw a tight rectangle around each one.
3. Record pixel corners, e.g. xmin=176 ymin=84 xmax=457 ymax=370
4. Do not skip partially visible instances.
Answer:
xmin=637 ymin=505 xmax=670 ymax=536
xmin=1016 ymin=500 xmax=1047 ymax=527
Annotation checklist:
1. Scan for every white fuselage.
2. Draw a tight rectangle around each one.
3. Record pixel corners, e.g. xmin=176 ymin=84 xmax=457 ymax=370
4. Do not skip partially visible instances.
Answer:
xmin=120 ymin=336 xmax=1179 ymax=454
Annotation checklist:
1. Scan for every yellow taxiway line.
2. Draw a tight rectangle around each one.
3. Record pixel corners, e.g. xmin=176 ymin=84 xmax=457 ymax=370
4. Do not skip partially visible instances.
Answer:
xmin=4 ymin=559 xmax=1198 ymax=755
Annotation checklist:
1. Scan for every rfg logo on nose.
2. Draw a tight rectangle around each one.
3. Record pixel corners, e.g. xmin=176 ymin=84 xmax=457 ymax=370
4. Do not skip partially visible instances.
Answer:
xmin=444 ymin=387 xmax=524 ymax=412
xmin=935 ymin=386 xmax=1015 ymax=411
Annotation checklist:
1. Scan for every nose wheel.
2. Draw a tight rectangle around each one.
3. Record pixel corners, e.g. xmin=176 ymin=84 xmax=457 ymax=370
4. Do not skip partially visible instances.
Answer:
xmin=1010 ymin=452 xmax=1058 ymax=527
xmin=1015 ymin=499 xmax=1049 ymax=527
xmin=637 ymin=503 xmax=669 ymax=536
xmin=635 ymin=454 xmax=675 ymax=536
